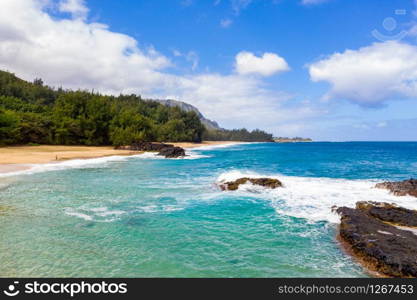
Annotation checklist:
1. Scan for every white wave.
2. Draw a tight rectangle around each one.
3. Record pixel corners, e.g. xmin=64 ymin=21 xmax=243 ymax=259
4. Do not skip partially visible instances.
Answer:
xmin=65 ymin=211 xmax=93 ymax=221
xmin=130 ymin=150 xmax=210 ymax=160
xmin=138 ymin=205 xmax=158 ymax=213
xmin=133 ymin=152 xmax=162 ymax=159
xmin=136 ymin=204 xmax=184 ymax=214
xmin=65 ymin=206 xmax=126 ymax=222
xmin=0 ymin=178 xmax=15 ymax=190
xmin=216 ymin=170 xmax=417 ymax=224
xmin=186 ymin=142 xmax=247 ymax=151
xmin=89 ymin=207 xmax=125 ymax=217
xmin=0 ymin=147 xmax=214 ymax=178
xmin=0 ymin=154 xmax=145 ymax=178
xmin=183 ymin=150 xmax=211 ymax=159
xmin=0 ymin=166 xmax=33 ymax=178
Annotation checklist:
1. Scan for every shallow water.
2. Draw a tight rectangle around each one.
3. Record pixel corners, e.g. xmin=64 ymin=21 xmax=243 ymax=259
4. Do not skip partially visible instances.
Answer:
xmin=1 ymin=142 xmax=416 ymax=277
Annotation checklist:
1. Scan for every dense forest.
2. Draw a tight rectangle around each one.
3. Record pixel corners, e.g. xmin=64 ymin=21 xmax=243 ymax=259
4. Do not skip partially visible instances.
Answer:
xmin=0 ymin=70 xmax=273 ymax=146
xmin=203 ymin=128 xmax=273 ymax=142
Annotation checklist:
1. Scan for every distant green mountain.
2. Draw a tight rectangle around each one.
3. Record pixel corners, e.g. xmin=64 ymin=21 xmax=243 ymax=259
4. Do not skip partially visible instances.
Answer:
xmin=154 ymin=99 xmax=221 ymax=131
xmin=0 ymin=70 xmax=274 ymax=145
xmin=154 ymin=100 xmax=274 ymax=142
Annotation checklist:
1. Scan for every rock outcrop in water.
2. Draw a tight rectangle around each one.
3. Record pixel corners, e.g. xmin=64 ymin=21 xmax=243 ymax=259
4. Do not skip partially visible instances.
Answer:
xmin=375 ymin=179 xmax=417 ymax=197
xmin=157 ymin=146 xmax=186 ymax=158
xmin=219 ymin=177 xmax=283 ymax=191
xmin=116 ymin=142 xmax=185 ymax=158
xmin=336 ymin=201 xmax=417 ymax=278
xmin=356 ymin=201 xmax=417 ymax=227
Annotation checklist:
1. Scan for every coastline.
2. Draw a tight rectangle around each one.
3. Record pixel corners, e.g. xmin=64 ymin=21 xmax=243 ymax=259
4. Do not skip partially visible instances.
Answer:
xmin=336 ymin=234 xmax=384 ymax=278
xmin=172 ymin=141 xmax=240 ymax=149
xmin=0 ymin=141 xmax=241 ymax=175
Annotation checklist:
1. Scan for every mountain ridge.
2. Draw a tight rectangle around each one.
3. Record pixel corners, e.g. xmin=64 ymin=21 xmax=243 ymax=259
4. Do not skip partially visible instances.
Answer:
xmin=153 ymin=99 xmax=222 ymax=131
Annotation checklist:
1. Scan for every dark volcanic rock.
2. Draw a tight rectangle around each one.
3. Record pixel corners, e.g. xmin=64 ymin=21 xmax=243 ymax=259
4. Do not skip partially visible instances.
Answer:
xmin=375 ymin=179 xmax=417 ymax=197
xmin=219 ymin=177 xmax=283 ymax=191
xmin=356 ymin=201 xmax=417 ymax=227
xmin=157 ymin=146 xmax=185 ymax=158
xmin=336 ymin=202 xmax=417 ymax=277
xmin=116 ymin=142 xmax=174 ymax=152
xmin=116 ymin=142 xmax=185 ymax=158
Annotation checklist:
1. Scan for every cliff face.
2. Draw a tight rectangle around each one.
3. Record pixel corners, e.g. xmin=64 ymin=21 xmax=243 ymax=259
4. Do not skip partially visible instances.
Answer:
xmin=154 ymin=99 xmax=222 ymax=130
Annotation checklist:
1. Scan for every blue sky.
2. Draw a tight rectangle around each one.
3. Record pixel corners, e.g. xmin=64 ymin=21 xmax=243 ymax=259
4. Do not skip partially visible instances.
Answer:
xmin=1 ymin=0 xmax=417 ymax=141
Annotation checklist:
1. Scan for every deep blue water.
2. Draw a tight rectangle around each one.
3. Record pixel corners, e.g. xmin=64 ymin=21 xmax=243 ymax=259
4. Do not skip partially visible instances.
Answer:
xmin=0 ymin=142 xmax=416 ymax=277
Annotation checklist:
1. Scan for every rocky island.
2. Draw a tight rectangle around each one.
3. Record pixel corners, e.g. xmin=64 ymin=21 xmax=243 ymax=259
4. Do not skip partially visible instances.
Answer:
xmin=218 ymin=177 xmax=283 ymax=191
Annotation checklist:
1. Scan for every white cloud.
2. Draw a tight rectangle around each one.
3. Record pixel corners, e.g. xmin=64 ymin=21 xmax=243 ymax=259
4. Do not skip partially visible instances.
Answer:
xmin=301 ymin=0 xmax=329 ymax=5
xmin=172 ymin=49 xmax=182 ymax=57
xmin=309 ymin=41 xmax=417 ymax=106
xmin=376 ymin=121 xmax=387 ymax=128
xmin=185 ymin=51 xmax=199 ymax=71
xmin=0 ymin=0 xmax=315 ymax=135
xmin=58 ymin=0 xmax=89 ymax=19
xmin=181 ymin=0 xmax=193 ymax=7
xmin=231 ymin=0 xmax=252 ymax=14
xmin=220 ymin=18 xmax=233 ymax=28
xmin=235 ymin=51 xmax=290 ymax=77
xmin=0 ymin=0 xmax=170 ymax=94
xmin=408 ymin=23 xmax=417 ymax=36
xmin=170 ymin=50 xmax=199 ymax=71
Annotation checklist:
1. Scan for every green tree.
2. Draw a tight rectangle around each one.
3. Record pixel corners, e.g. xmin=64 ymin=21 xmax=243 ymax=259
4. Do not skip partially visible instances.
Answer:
xmin=0 ymin=109 xmax=20 ymax=145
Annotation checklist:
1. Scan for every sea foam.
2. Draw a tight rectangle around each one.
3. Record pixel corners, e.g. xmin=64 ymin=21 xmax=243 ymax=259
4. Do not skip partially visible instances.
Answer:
xmin=186 ymin=142 xmax=247 ymax=151
xmin=0 ymin=150 xmax=209 ymax=178
xmin=65 ymin=206 xmax=126 ymax=222
xmin=0 ymin=154 xmax=146 ymax=178
xmin=216 ymin=170 xmax=417 ymax=224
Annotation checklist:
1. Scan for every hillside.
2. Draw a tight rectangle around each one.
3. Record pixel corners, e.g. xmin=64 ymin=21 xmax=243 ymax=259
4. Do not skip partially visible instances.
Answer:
xmin=0 ymin=70 xmax=205 ymax=146
xmin=0 ymin=70 xmax=274 ymax=146
xmin=154 ymin=99 xmax=221 ymax=130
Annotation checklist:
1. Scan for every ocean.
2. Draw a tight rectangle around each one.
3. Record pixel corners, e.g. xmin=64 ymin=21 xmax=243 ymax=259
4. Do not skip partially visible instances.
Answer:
xmin=1 ymin=142 xmax=417 ymax=277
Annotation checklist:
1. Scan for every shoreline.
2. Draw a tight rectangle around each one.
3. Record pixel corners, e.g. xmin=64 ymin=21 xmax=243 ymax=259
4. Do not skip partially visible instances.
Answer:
xmin=336 ymin=233 xmax=385 ymax=278
xmin=0 ymin=141 xmax=241 ymax=175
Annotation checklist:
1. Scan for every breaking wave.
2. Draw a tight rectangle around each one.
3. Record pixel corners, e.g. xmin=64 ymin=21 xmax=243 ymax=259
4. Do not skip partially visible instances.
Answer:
xmin=216 ymin=170 xmax=417 ymax=223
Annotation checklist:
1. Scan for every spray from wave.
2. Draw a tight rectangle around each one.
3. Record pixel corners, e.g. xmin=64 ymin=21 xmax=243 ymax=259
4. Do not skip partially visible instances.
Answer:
xmin=216 ymin=170 xmax=417 ymax=224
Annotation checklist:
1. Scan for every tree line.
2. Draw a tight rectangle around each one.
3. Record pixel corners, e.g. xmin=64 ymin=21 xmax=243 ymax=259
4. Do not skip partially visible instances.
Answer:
xmin=0 ymin=70 xmax=273 ymax=146
xmin=203 ymin=128 xmax=273 ymax=142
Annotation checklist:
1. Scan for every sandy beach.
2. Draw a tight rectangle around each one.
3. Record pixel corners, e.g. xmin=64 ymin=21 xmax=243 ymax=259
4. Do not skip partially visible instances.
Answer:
xmin=0 ymin=141 xmax=239 ymax=174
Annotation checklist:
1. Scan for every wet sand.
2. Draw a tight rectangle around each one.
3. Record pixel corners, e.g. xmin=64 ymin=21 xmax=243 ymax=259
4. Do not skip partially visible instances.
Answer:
xmin=0 ymin=141 xmax=240 ymax=174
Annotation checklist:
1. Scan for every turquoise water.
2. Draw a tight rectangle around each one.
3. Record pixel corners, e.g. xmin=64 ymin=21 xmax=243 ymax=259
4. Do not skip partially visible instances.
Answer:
xmin=1 ymin=142 xmax=417 ymax=277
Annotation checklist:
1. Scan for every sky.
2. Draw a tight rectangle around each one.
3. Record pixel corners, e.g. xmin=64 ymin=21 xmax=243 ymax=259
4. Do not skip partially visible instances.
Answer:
xmin=0 ymin=0 xmax=417 ymax=141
